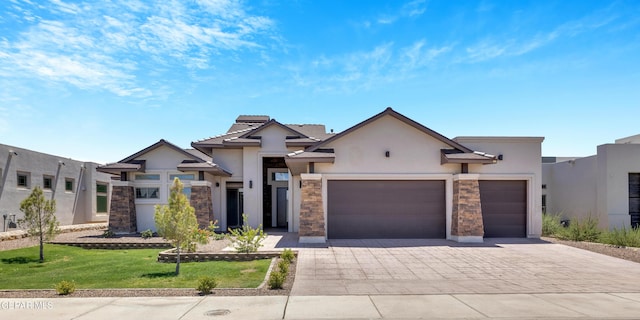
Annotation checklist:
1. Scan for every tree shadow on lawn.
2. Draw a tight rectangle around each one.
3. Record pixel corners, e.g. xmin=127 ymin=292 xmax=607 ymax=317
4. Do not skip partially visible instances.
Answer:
xmin=140 ymin=271 xmax=177 ymax=278
xmin=1 ymin=257 xmax=40 ymax=264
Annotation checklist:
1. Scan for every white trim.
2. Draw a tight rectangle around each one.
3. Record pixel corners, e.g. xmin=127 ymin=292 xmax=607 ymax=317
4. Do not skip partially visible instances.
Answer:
xmin=301 ymin=173 xmax=322 ymax=180
xmin=454 ymin=136 xmax=545 ymax=143
xmin=453 ymin=173 xmax=480 ymax=181
xmin=112 ymin=181 xmax=134 ymax=187
xmin=450 ymin=235 xmax=484 ymax=243
xmin=190 ymin=181 xmax=212 ymax=187
xmin=299 ymin=236 xmax=326 ymax=244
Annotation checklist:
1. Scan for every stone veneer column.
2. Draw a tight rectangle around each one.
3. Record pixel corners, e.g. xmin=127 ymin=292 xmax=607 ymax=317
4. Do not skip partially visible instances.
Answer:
xmin=190 ymin=181 xmax=214 ymax=229
xmin=451 ymin=174 xmax=484 ymax=243
xmin=108 ymin=181 xmax=137 ymax=233
xmin=299 ymin=173 xmax=326 ymax=243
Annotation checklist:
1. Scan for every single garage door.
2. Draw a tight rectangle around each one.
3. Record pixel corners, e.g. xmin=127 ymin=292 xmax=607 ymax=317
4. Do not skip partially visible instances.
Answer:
xmin=327 ymin=180 xmax=446 ymax=239
xmin=479 ymin=180 xmax=527 ymax=237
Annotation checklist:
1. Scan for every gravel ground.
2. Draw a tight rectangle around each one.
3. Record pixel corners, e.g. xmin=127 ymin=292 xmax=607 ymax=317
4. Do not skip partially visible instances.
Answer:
xmin=542 ymin=236 xmax=640 ymax=264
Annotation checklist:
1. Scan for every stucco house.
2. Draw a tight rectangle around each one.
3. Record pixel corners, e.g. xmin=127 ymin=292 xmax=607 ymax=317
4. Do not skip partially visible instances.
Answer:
xmin=0 ymin=143 xmax=112 ymax=231
xmin=542 ymin=134 xmax=640 ymax=230
xmin=99 ymin=108 xmax=544 ymax=243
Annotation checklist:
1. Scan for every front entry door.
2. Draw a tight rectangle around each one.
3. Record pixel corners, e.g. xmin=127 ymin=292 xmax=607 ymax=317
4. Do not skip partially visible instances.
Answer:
xmin=277 ymin=187 xmax=288 ymax=227
xmin=226 ymin=189 xmax=243 ymax=228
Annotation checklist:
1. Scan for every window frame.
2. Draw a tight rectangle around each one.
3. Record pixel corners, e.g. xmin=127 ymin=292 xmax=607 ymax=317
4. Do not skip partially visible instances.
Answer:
xmin=65 ymin=178 xmax=75 ymax=192
xmin=135 ymin=187 xmax=160 ymax=199
xmin=17 ymin=171 xmax=30 ymax=189
xmin=43 ymin=175 xmax=54 ymax=190
xmin=96 ymin=182 xmax=109 ymax=213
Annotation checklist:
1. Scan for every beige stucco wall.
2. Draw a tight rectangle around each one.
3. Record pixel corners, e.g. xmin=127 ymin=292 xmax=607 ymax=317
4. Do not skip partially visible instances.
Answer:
xmin=307 ymin=116 xmax=544 ymax=239
xmin=543 ymin=143 xmax=640 ymax=230
xmin=543 ymin=156 xmax=600 ymax=226
xmin=129 ymin=146 xmax=205 ymax=232
xmin=597 ymin=144 xmax=640 ymax=229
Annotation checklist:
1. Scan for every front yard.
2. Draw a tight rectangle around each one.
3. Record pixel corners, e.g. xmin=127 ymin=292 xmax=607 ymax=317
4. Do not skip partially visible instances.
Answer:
xmin=0 ymin=244 xmax=271 ymax=290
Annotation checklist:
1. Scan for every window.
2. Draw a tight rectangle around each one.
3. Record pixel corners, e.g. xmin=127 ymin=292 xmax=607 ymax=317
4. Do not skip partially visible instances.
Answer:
xmin=17 ymin=172 xmax=30 ymax=188
xmin=542 ymin=194 xmax=547 ymax=214
xmin=136 ymin=187 xmax=160 ymax=199
xmin=97 ymin=183 xmax=108 ymax=213
xmin=43 ymin=176 xmax=54 ymax=190
xmin=183 ymin=187 xmax=191 ymax=199
xmin=169 ymin=174 xmax=195 ymax=181
xmin=65 ymin=178 xmax=74 ymax=192
xmin=272 ymin=172 xmax=289 ymax=182
xmin=135 ymin=174 xmax=160 ymax=181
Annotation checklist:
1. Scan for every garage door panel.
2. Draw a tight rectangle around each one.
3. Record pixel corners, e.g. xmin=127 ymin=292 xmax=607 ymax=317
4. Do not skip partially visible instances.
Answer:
xmin=480 ymin=180 xmax=527 ymax=238
xmin=328 ymin=180 xmax=445 ymax=239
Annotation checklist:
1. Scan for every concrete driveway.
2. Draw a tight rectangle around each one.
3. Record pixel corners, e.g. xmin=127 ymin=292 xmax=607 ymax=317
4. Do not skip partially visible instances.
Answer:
xmin=290 ymin=238 xmax=640 ymax=295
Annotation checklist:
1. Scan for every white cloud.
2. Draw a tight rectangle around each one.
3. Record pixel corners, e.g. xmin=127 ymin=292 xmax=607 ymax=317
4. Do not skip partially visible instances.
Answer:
xmin=0 ymin=0 xmax=276 ymax=99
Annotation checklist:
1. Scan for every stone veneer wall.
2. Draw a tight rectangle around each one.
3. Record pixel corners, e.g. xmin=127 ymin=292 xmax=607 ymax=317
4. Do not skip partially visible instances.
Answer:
xmin=299 ymin=179 xmax=325 ymax=237
xmin=190 ymin=185 xmax=213 ymax=229
xmin=108 ymin=186 xmax=137 ymax=233
xmin=451 ymin=179 xmax=484 ymax=237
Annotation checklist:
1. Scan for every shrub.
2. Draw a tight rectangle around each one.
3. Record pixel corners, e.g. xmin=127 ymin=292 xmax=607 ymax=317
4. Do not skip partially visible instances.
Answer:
xmin=102 ymin=230 xmax=115 ymax=238
xmin=227 ymin=214 xmax=267 ymax=253
xmin=141 ymin=229 xmax=154 ymax=239
xmin=268 ymin=270 xmax=285 ymax=289
xmin=600 ymin=227 xmax=640 ymax=248
xmin=196 ymin=276 xmax=218 ymax=294
xmin=542 ymin=213 xmax=563 ymax=237
xmin=557 ymin=216 xmax=600 ymax=242
xmin=212 ymin=233 xmax=226 ymax=241
xmin=281 ymin=248 xmax=295 ymax=263
xmin=55 ymin=280 xmax=76 ymax=295
xmin=278 ymin=259 xmax=289 ymax=274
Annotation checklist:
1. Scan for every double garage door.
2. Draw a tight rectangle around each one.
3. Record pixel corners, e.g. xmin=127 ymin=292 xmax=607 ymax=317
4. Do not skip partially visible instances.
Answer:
xmin=327 ymin=179 xmax=527 ymax=239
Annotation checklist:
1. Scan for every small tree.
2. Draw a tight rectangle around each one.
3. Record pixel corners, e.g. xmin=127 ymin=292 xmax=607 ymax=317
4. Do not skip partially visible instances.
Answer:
xmin=227 ymin=214 xmax=267 ymax=253
xmin=154 ymin=178 xmax=198 ymax=275
xmin=18 ymin=186 xmax=59 ymax=263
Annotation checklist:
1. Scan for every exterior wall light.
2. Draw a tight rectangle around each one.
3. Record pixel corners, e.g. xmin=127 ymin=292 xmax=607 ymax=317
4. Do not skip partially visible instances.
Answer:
xmin=249 ymin=180 xmax=253 ymax=189
xmin=385 ymin=151 xmax=390 ymax=158
xmin=215 ymin=182 xmax=220 ymax=187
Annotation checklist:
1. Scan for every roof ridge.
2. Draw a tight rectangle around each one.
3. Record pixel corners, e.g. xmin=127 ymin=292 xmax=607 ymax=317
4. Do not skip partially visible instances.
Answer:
xmin=195 ymin=127 xmax=256 ymax=142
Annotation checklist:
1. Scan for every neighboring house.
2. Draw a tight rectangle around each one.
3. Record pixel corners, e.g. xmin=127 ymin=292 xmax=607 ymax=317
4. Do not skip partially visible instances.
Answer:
xmin=543 ymin=134 xmax=640 ymax=230
xmin=0 ymin=143 xmax=112 ymax=232
xmin=100 ymin=108 xmax=544 ymax=243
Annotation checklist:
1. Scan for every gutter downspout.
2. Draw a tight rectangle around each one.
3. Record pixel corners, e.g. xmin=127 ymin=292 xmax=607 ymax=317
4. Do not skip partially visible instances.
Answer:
xmin=0 ymin=151 xmax=17 ymax=204
xmin=72 ymin=165 xmax=86 ymax=222
xmin=51 ymin=161 xmax=65 ymax=200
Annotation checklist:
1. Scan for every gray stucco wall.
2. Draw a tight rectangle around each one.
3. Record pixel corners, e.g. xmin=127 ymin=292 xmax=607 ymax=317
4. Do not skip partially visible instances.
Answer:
xmin=0 ymin=143 xmax=112 ymax=231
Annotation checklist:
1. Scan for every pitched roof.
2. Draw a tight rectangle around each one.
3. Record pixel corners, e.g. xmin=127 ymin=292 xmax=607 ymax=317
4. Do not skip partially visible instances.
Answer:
xmin=306 ymin=107 xmax=473 ymax=153
xmin=120 ymin=139 xmax=207 ymax=163
xmin=192 ymin=119 xmax=332 ymax=150
xmin=98 ymin=139 xmax=233 ymax=176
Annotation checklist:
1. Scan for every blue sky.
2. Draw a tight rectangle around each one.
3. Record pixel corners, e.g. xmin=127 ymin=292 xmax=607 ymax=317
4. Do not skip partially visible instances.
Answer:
xmin=1 ymin=0 xmax=639 ymax=163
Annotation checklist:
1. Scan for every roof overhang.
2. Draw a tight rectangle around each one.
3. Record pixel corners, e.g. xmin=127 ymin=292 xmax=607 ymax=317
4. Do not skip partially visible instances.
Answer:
xmin=285 ymin=150 xmax=336 ymax=175
xmin=177 ymin=161 xmax=232 ymax=177
xmin=96 ymin=160 xmax=146 ymax=174
xmin=440 ymin=149 xmax=498 ymax=165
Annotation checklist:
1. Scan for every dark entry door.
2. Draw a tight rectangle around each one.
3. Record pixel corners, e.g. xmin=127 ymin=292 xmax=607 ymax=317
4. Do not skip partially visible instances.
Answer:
xmin=226 ymin=189 xmax=243 ymax=228
xmin=327 ymin=180 xmax=446 ymax=239
xmin=277 ymin=187 xmax=287 ymax=227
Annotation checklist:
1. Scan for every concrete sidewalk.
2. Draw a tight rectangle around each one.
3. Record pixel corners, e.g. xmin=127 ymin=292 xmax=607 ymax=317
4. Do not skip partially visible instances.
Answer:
xmin=3 ymin=293 xmax=640 ymax=319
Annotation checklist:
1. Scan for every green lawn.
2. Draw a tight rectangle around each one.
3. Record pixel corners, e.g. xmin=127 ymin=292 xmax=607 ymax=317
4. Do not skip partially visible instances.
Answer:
xmin=0 ymin=244 xmax=271 ymax=289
